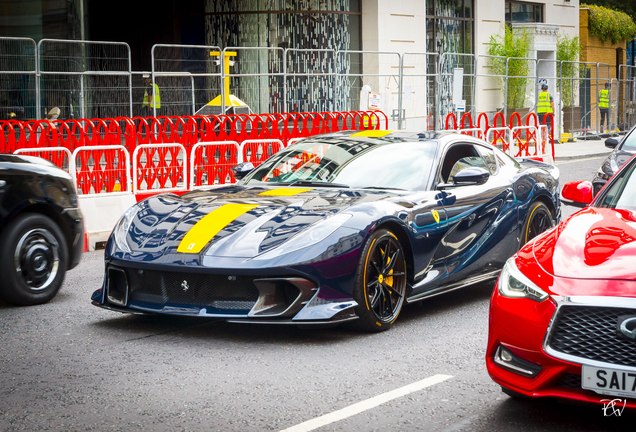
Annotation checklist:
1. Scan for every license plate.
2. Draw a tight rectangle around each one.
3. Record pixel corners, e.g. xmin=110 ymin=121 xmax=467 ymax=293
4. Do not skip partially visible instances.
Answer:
xmin=582 ymin=365 xmax=636 ymax=398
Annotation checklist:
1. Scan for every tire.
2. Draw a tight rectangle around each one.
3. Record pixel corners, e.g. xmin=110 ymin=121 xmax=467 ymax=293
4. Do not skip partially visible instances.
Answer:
xmin=351 ymin=228 xmax=408 ymax=332
xmin=521 ymin=202 xmax=554 ymax=246
xmin=0 ymin=214 xmax=68 ymax=306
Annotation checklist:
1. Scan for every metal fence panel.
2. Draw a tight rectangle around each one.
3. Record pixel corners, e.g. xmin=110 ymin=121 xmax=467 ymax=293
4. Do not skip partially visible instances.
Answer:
xmin=38 ymin=39 xmax=132 ymax=120
xmin=618 ymin=65 xmax=636 ymax=131
xmin=224 ymin=47 xmax=285 ymax=115
xmin=0 ymin=37 xmax=37 ymax=121
xmin=437 ymin=53 xmax=476 ymax=131
xmin=336 ymin=51 xmax=402 ymax=129
xmin=151 ymin=44 xmax=222 ymax=118
xmin=402 ymin=53 xmax=438 ymax=131
xmin=285 ymin=49 xmax=336 ymax=113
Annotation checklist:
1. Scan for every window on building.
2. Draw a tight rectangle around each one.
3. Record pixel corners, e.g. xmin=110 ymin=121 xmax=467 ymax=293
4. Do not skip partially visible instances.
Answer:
xmin=505 ymin=1 xmax=544 ymax=24
xmin=426 ymin=0 xmax=474 ymax=54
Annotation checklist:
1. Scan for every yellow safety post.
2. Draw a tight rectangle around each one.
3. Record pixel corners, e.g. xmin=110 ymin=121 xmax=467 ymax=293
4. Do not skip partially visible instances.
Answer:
xmin=210 ymin=51 xmax=237 ymax=106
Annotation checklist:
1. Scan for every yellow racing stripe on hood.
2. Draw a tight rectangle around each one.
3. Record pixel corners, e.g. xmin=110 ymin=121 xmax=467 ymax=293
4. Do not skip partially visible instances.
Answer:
xmin=177 ymin=203 xmax=258 ymax=253
xmin=259 ymin=188 xmax=313 ymax=196
xmin=350 ymin=130 xmax=393 ymax=138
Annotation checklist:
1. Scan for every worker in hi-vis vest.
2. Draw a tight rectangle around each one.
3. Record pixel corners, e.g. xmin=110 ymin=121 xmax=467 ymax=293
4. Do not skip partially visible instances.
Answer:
xmin=142 ymin=74 xmax=161 ymax=116
xmin=537 ymin=83 xmax=555 ymax=135
xmin=599 ymin=82 xmax=611 ymax=133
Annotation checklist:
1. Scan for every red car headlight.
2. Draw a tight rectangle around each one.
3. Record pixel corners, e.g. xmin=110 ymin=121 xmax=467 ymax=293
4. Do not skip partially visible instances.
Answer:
xmin=498 ymin=257 xmax=549 ymax=302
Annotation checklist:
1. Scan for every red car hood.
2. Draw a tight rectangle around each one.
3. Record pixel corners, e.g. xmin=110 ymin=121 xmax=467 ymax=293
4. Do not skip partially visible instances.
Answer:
xmin=533 ymin=207 xmax=636 ymax=281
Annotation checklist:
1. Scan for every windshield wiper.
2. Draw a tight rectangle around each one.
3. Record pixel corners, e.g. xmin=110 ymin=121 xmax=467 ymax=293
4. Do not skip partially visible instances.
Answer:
xmin=361 ymin=186 xmax=408 ymax=191
xmin=279 ymin=180 xmax=350 ymax=188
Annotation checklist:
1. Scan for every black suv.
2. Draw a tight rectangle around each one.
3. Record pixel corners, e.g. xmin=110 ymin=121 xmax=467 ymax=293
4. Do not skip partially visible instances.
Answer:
xmin=0 ymin=154 xmax=83 ymax=305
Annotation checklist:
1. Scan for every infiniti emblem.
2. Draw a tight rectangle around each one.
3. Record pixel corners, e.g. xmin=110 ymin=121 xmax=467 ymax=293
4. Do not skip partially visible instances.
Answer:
xmin=619 ymin=317 xmax=636 ymax=340
xmin=181 ymin=280 xmax=189 ymax=292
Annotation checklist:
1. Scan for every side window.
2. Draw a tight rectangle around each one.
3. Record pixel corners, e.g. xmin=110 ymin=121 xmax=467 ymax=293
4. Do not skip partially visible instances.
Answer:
xmin=476 ymin=145 xmax=498 ymax=174
xmin=439 ymin=143 xmax=485 ymax=183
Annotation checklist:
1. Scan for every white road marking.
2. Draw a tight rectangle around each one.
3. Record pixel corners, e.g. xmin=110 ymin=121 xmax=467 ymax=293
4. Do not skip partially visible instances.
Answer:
xmin=279 ymin=374 xmax=453 ymax=432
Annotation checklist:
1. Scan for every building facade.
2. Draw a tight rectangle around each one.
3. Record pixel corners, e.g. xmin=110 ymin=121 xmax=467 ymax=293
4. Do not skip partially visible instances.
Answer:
xmin=0 ymin=0 xmax=581 ymax=129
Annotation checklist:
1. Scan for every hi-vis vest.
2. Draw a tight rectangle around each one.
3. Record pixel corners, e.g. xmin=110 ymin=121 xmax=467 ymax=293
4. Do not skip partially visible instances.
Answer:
xmin=143 ymin=83 xmax=161 ymax=109
xmin=537 ymin=91 xmax=552 ymax=114
xmin=599 ymin=89 xmax=610 ymax=108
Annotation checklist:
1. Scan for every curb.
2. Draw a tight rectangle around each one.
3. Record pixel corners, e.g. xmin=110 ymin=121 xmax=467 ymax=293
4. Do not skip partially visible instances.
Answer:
xmin=555 ymin=151 xmax=611 ymax=162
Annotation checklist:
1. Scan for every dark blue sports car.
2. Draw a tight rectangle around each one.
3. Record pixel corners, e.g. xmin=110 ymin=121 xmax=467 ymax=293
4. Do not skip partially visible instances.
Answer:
xmin=92 ymin=130 xmax=560 ymax=331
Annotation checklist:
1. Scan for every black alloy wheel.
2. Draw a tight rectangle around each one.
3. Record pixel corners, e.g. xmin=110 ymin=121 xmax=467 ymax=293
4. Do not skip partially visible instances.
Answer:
xmin=523 ymin=202 xmax=554 ymax=246
xmin=0 ymin=214 xmax=68 ymax=306
xmin=352 ymin=228 xmax=407 ymax=332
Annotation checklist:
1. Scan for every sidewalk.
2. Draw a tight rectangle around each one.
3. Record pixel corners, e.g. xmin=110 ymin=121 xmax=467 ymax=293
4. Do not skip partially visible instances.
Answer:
xmin=553 ymin=137 xmax=612 ymax=162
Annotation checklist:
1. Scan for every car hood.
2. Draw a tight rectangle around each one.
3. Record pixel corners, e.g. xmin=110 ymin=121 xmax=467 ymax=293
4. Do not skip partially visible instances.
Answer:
xmin=125 ymin=185 xmax=406 ymax=258
xmin=533 ymin=207 xmax=636 ymax=280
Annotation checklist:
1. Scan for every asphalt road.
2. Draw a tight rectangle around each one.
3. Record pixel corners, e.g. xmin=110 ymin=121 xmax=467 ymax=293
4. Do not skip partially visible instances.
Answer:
xmin=1 ymin=156 xmax=631 ymax=432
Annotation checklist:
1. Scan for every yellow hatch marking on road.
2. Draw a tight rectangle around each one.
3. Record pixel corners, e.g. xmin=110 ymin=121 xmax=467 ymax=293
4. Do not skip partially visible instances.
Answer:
xmin=350 ymin=130 xmax=394 ymax=138
xmin=259 ymin=188 xmax=313 ymax=196
xmin=177 ymin=203 xmax=258 ymax=253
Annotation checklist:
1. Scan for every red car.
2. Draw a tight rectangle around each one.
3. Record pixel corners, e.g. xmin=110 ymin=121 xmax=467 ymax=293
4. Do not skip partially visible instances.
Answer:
xmin=487 ymin=154 xmax=636 ymax=407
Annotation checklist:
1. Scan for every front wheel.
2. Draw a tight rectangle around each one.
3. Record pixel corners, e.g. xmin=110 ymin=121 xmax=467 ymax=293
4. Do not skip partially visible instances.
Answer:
xmin=522 ymin=202 xmax=554 ymax=246
xmin=351 ymin=229 xmax=407 ymax=332
xmin=0 ymin=214 xmax=68 ymax=306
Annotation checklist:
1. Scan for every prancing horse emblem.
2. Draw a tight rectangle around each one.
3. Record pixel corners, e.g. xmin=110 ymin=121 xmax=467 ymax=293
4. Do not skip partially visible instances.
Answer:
xmin=181 ymin=280 xmax=189 ymax=292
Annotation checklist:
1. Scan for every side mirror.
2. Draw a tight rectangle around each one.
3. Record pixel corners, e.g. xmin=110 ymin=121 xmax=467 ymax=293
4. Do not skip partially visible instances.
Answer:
xmin=452 ymin=167 xmax=490 ymax=186
xmin=605 ymin=138 xmax=619 ymax=149
xmin=232 ymin=162 xmax=255 ymax=180
xmin=561 ymin=180 xmax=593 ymax=208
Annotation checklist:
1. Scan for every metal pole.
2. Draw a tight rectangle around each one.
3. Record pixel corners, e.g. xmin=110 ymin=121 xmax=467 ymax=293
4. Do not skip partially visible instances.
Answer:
xmin=36 ymin=40 xmax=41 ymax=120
xmin=552 ymin=60 xmax=563 ymax=139
xmin=596 ymin=63 xmax=599 ymax=133
xmin=127 ymin=44 xmax=133 ymax=117
xmin=534 ymin=59 xmax=540 ymax=116
xmin=191 ymin=75 xmax=195 ymax=115
xmin=504 ymin=58 xmax=510 ymax=122
xmin=221 ymin=48 xmax=226 ymax=115
xmin=283 ymin=48 xmax=288 ymax=112
xmin=80 ymin=74 xmax=85 ymax=119
xmin=471 ymin=54 xmax=477 ymax=120
xmin=397 ymin=53 xmax=403 ymax=130
xmin=151 ymin=45 xmax=157 ymax=118
xmin=435 ymin=54 xmax=443 ymax=130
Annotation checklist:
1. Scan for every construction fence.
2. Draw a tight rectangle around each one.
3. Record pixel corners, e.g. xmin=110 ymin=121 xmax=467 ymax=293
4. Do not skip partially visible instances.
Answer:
xmin=2 ymin=37 xmax=636 ymax=138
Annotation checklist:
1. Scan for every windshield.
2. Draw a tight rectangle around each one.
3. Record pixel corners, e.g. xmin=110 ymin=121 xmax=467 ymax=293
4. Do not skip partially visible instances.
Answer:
xmin=243 ymin=138 xmax=438 ymax=190
xmin=621 ymin=129 xmax=636 ymax=152
xmin=598 ymin=159 xmax=636 ymax=210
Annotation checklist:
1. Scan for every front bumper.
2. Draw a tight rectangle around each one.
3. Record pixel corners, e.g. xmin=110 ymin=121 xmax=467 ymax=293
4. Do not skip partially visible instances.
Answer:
xmin=487 ymin=285 xmax=636 ymax=408
xmin=92 ymin=259 xmax=359 ymax=324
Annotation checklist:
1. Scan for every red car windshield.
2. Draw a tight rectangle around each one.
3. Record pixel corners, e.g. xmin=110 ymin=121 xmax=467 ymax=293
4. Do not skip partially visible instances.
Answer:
xmin=598 ymin=159 xmax=636 ymax=211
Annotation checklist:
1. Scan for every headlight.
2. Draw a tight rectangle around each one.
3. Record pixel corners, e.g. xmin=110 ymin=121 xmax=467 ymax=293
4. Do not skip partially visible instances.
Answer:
xmin=596 ymin=168 xmax=610 ymax=181
xmin=113 ymin=205 xmax=140 ymax=252
xmin=254 ymin=213 xmax=352 ymax=260
xmin=498 ymin=257 xmax=548 ymax=302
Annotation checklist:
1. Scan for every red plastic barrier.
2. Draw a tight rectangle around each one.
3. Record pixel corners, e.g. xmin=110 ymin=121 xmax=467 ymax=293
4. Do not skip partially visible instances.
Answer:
xmin=1 ymin=111 xmax=386 ymax=194
xmin=191 ymin=141 xmax=240 ymax=187
xmin=445 ymin=113 xmax=458 ymax=131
